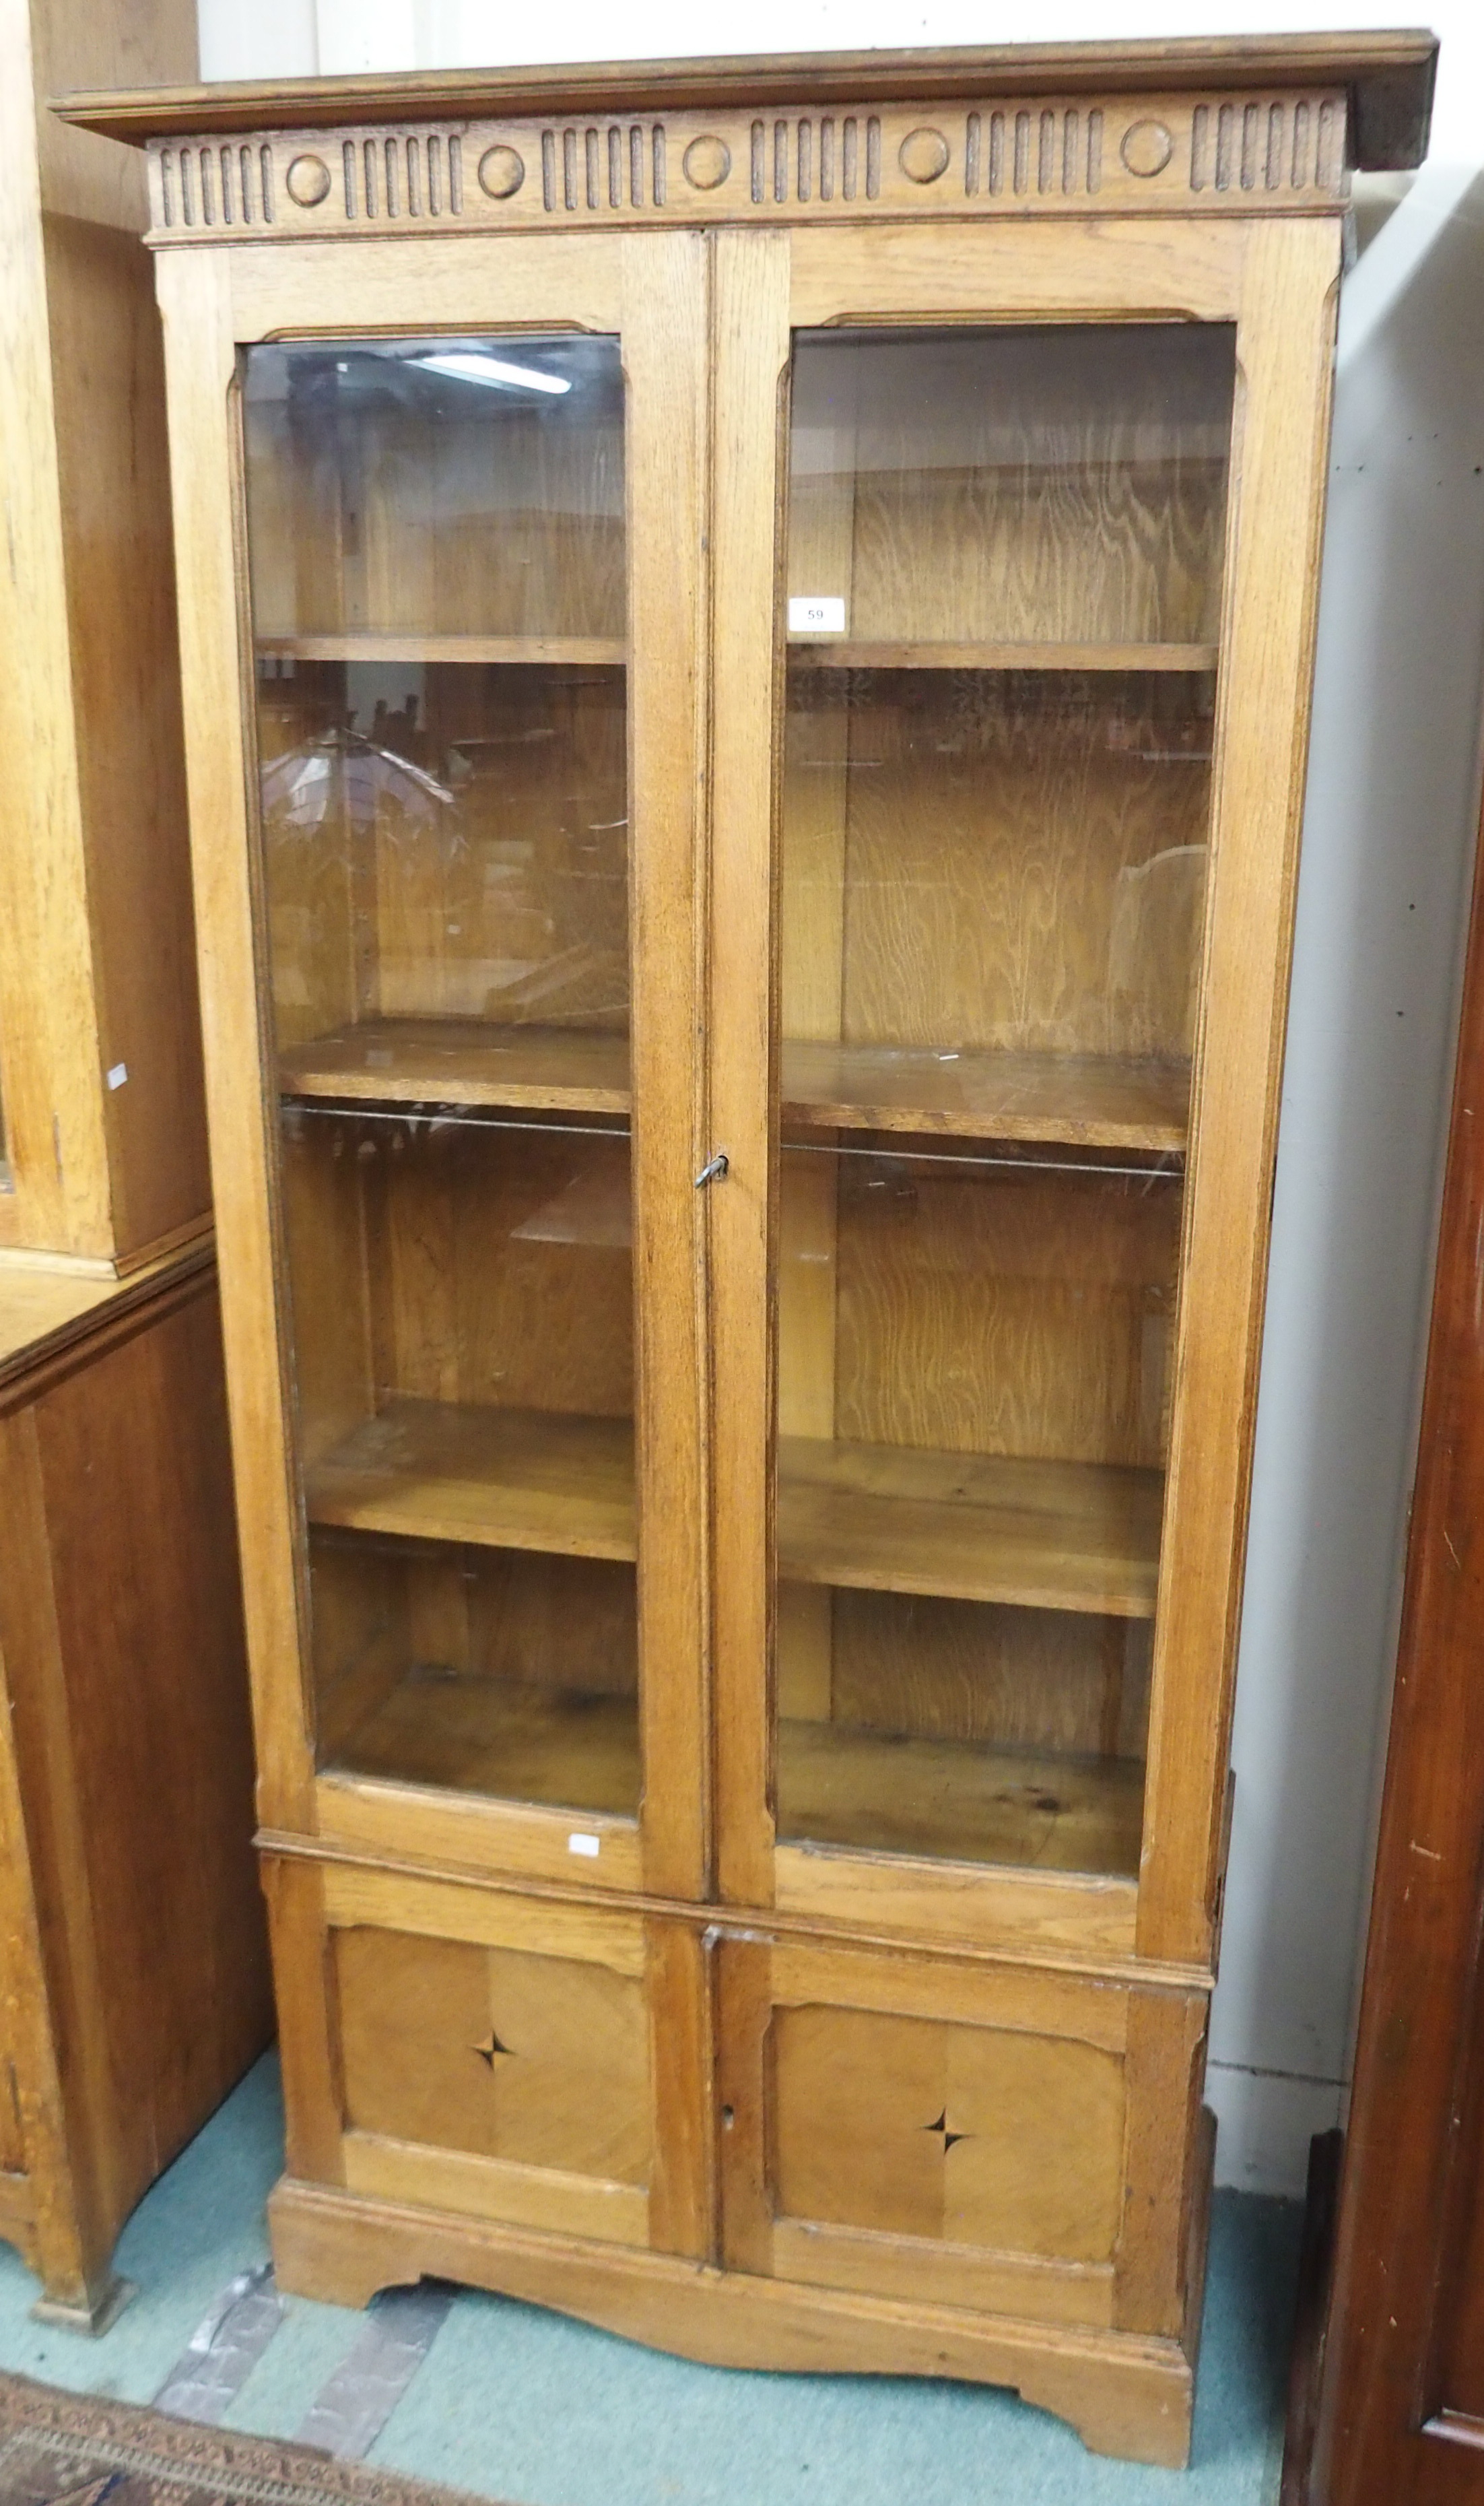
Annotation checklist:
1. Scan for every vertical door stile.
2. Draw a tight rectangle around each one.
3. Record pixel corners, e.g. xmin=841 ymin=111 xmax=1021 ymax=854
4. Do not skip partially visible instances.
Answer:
xmin=708 ymin=230 xmax=793 ymax=1912
xmin=714 ymin=1928 xmax=776 ymax=2272
xmin=155 ymin=247 xmax=316 ymax=1840
xmin=1135 ymin=217 xmax=1341 ymax=1971
xmin=623 ymin=232 xmax=714 ymax=1911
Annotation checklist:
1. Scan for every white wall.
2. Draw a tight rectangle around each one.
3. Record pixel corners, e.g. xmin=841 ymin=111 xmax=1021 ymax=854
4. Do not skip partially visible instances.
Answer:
xmin=196 ymin=0 xmax=1484 ymax=2194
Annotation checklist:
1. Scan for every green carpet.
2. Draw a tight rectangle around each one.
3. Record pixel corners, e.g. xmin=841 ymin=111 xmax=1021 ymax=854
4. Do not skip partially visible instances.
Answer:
xmin=0 ymin=2057 xmax=1299 ymax=2505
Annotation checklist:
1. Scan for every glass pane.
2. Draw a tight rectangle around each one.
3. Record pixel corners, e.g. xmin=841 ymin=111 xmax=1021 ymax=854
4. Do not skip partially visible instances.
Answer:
xmin=777 ymin=324 xmax=1236 ymax=1878
xmin=243 ymin=335 xmax=636 ymax=1818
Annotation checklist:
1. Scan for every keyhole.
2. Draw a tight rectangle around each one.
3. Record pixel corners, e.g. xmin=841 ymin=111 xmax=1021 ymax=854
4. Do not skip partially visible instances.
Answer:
xmin=721 ymin=2104 xmax=735 ymax=2130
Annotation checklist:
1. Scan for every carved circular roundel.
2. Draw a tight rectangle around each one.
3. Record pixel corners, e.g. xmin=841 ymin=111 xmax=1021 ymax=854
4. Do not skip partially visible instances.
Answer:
xmin=1120 ymin=119 xmax=1174 ymax=178
xmin=285 ymin=154 xmax=332 ymax=207
xmin=683 ymin=134 xmax=732 ymax=190
xmin=899 ymin=126 xmax=951 ymax=185
xmin=478 ymin=145 xmax=527 ymax=200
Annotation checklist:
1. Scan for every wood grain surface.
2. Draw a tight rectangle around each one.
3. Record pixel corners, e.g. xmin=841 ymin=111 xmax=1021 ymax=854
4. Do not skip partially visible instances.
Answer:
xmin=139 ymin=107 xmax=1347 ymax=2462
xmin=1293 ymin=725 xmax=1484 ymax=2503
xmin=0 ymin=0 xmax=209 ymax=1265
xmin=61 ymin=32 xmax=1436 ymax=171
xmin=0 ymin=1260 xmax=271 ymax=2309
xmin=777 ymin=1718 xmax=1144 ymax=1875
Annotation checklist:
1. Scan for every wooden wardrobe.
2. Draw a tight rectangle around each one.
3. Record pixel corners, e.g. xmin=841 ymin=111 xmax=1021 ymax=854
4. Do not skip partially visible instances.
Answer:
xmin=66 ymin=32 xmax=1433 ymax=2458
xmin=0 ymin=0 xmax=272 ymax=2323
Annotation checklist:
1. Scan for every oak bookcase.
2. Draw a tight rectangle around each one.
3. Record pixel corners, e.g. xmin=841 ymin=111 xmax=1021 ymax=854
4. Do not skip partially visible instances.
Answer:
xmin=65 ymin=32 xmax=1434 ymax=2459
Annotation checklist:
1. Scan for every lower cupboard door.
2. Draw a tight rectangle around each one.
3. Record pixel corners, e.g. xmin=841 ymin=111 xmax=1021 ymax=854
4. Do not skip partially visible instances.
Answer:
xmin=714 ymin=1934 xmax=1209 ymax=2338
xmin=265 ymin=1857 xmax=710 ymax=2259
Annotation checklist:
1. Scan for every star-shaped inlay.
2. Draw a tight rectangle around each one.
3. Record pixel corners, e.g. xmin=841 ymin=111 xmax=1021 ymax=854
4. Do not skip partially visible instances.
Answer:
xmin=922 ymin=2108 xmax=970 ymax=2152
xmin=471 ymin=2029 xmax=515 ymax=2068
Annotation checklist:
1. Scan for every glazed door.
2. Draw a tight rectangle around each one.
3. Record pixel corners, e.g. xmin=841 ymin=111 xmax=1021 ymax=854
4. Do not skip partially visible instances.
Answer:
xmin=708 ymin=218 xmax=1341 ymax=1969
xmin=162 ymin=234 xmax=711 ymax=1914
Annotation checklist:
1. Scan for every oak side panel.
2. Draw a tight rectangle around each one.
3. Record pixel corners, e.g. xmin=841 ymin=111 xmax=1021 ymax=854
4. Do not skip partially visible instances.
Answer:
xmin=29 ymin=0 xmax=195 ymax=233
xmin=44 ymin=204 xmax=211 ymax=1258
xmin=0 ymin=1272 xmax=271 ymax=2303
xmin=0 ymin=1435 xmax=93 ymax=2306
xmin=0 ymin=0 xmax=112 ymax=1255
xmin=622 ymin=232 xmax=712 ymax=1906
xmin=0 ymin=1406 xmax=122 ymax=2297
xmin=1137 ymin=217 xmax=1342 ymax=1967
xmin=22 ymin=1278 xmax=271 ymax=2202
xmin=0 ymin=0 xmax=201 ymax=1261
xmin=155 ymin=245 xmax=314 ymax=1833
xmin=710 ymin=229 xmax=792 ymax=1908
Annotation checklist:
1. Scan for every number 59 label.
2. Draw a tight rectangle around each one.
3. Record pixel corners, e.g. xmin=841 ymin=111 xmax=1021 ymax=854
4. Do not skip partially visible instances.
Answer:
xmin=788 ymin=596 xmax=846 ymax=634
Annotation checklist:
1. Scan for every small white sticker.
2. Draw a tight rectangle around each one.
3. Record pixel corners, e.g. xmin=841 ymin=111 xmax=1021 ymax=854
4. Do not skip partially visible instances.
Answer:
xmin=106 ymin=1062 xmax=129 ymax=1090
xmin=788 ymin=596 xmax=846 ymax=635
xmin=568 ymin=1832 xmax=601 ymax=1859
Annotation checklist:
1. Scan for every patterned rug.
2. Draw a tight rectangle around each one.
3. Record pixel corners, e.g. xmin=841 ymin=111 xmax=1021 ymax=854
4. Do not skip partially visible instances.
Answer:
xmin=0 ymin=2375 xmax=493 ymax=2506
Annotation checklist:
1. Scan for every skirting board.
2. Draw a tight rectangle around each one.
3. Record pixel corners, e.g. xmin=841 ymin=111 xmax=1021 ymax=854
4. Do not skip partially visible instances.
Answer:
xmin=269 ymin=2177 xmax=1199 ymax=2470
xmin=1207 ymin=2063 xmax=1344 ymax=2197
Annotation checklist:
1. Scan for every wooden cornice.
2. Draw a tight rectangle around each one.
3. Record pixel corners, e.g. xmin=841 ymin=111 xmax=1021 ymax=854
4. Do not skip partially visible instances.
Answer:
xmin=57 ymin=30 xmax=1437 ymax=171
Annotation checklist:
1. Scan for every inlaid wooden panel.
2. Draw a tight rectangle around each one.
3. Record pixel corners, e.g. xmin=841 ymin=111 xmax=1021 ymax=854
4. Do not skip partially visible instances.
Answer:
xmin=335 ymin=1925 xmax=650 ymax=2187
xmin=306 ymin=1879 xmax=712 ymax=2259
xmin=772 ymin=2002 xmax=1125 ymax=2263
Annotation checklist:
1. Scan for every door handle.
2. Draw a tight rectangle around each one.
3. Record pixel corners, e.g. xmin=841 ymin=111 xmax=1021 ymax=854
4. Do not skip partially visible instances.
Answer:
xmin=694 ymin=1151 xmax=729 ymax=1188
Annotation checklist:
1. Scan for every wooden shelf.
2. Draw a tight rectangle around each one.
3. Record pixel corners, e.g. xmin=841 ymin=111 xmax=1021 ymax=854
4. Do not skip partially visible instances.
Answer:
xmin=305 ymin=1400 xmax=636 ymax=1560
xmin=327 ymin=1666 xmax=1139 ymax=1875
xmin=261 ymin=633 xmax=1211 ymax=676
xmin=782 ymin=1041 xmax=1190 ymax=1153
xmin=778 ymin=1717 xmax=1144 ymax=1876
xmin=305 ymin=1399 xmax=1160 ymax=1619
xmin=280 ymin=1020 xmax=631 ymax=1115
xmin=257 ymin=634 xmax=626 ymax=667
xmin=786 ymin=639 xmax=1219 ymax=673
xmin=331 ymin=1672 xmax=640 ymax=1818
xmin=778 ymin=1437 xmax=1162 ymax=1618
xmin=281 ymin=1020 xmax=1186 ymax=1152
